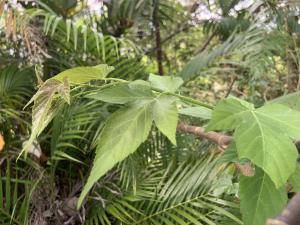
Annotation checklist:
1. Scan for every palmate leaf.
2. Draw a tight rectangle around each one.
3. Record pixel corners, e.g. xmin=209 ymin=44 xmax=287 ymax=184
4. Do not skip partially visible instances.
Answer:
xmin=269 ymin=91 xmax=300 ymax=111
xmin=78 ymin=88 xmax=181 ymax=207
xmin=51 ymin=64 xmax=114 ymax=84
xmin=86 ymin=83 xmax=154 ymax=104
xmin=235 ymin=104 xmax=300 ymax=187
xmin=149 ymin=74 xmax=183 ymax=93
xmin=153 ymin=96 xmax=178 ymax=145
xmin=179 ymin=106 xmax=212 ymax=120
xmin=208 ymin=97 xmax=300 ymax=188
xmin=206 ymin=96 xmax=254 ymax=131
xmin=78 ymin=100 xmax=154 ymax=207
xmin=240 ymin=168 xmax=287 ymax=225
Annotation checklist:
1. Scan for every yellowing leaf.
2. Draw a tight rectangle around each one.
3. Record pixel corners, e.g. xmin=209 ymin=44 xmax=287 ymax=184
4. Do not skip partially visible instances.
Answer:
xmin=21 ymin=79 xmax=69 ymax=157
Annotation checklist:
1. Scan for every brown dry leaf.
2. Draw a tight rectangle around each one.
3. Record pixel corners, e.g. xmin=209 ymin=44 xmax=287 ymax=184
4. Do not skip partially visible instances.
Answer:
xmin=5 ymin=11 xmax=13 ymax=38
xmin=0 ymin=134 xmax=4 ymax=152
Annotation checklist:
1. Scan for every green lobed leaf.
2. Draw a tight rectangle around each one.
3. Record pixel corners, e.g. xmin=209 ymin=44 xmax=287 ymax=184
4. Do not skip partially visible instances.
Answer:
xmin=206 ymin=96 xmax=254 ymax=131
xmin=78 ymin=100 xmax=153 ymax=208
xmin=149 ymin=74 xmax=183 ymax=93
xmin=240 ymin=168 xmax=287 ymax=225
xmin=51 ymin=64 xmax=114 ymax=84
xmin=153 ymin=96 xmax=178 ymax=145
xmin=254 ymin=104 xmax=300 ymax=139
xmin=179 ymin=106 xmax=212 ymax=119
xmin=235 ymin=104 xmax=300 ymax=187
xmin=269 ymin=91 xmax=300 ymax=111
xmin=86 ymin=83 xmax=154 ymax=104
xmin=208 ymin=97 xmax=300 ymax=187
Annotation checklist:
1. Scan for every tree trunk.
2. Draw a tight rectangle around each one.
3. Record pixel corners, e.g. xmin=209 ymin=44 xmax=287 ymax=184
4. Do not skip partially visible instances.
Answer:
xmin=153 ymin=0 xmax=164 ymax=75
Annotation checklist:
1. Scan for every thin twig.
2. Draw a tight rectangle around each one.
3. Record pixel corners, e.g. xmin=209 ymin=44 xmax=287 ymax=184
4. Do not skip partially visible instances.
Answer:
xmin=224 ymin=75 xmax=237 ymax=98
xmin=194 ymin=31 xmax=216 ymax=55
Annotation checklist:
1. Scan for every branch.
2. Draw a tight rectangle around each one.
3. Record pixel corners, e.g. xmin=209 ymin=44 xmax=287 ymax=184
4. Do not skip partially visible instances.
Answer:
xmin=194 ymin=31 xmax=216 ymax=54
xmin=178 ymin=123 xmax=300 ymax=224
xmin=160 ymin=24 xmax=191 ymax=46
xmin=177 ymin=122 xmax=300 ymax=153
xmin=177 ymin=123 xmax=254 ymax=176
xmin=224 ymin=75 xmax=237 ymax=98
xmin=267 ymin=191 xmax=300 ymax=225
xmin=177 ymin=122 xmax=300 ymax=178
xmin=177 ymin=123 xmax=232 ymax=150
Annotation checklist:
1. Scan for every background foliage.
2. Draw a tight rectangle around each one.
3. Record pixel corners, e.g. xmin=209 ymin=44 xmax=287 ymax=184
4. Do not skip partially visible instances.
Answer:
xmin=1 ymin=0 xmax=300 ymax=225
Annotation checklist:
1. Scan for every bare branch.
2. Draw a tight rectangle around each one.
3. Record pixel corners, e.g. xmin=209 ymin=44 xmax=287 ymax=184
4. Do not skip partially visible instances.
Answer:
xmin=177 ymin=122 xmax=232 ymax=150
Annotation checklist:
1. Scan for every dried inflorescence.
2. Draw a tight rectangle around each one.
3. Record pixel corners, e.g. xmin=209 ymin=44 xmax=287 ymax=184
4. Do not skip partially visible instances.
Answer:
xmin=1 ymin=0 xmax=50 ymax=64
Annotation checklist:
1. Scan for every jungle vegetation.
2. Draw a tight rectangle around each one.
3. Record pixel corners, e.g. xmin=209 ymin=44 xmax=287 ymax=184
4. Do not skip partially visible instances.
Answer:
xmin=1 ymin=1 xmax=300 ymax=225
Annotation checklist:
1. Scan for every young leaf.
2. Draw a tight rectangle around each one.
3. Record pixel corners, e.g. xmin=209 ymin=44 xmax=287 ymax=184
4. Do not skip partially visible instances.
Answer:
xmin=153 ymin=96 xmax=178 ymax=145
xmin=57 ymin=77 xmax=70 ymax=104
xmin=78 ymin=101 xmax=153 ymax=207
xmin=179 ymin=106 xmax=212 ymax=119
xmin=86 ymin=84 xmax=154 ymax=104
xmin=240 ymin=168 xmax=287 ymax=225
xmin=206 ymin=96 xmax=254 ymax=131
xmin=51 ymin=64 xmax=114 ymax=84
xmin=149 ymin=74 xmax=183 ymax=93
xmin=21 ymin=80 xmax=68 ymax=156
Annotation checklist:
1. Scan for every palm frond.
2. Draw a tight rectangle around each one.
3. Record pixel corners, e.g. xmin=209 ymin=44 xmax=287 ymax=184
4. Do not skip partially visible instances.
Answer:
xmin=49 ymin=97 xmax=105 ymax=164
xmin=178 ymin=19 xmax=288 ymax=82
xmin=86 ymin=152 xmax=241 ymax=225
xmin=0 ymin=65 xmax=35 ymax=108
xmin=0 ymin=155 xmax=41 ymax=225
